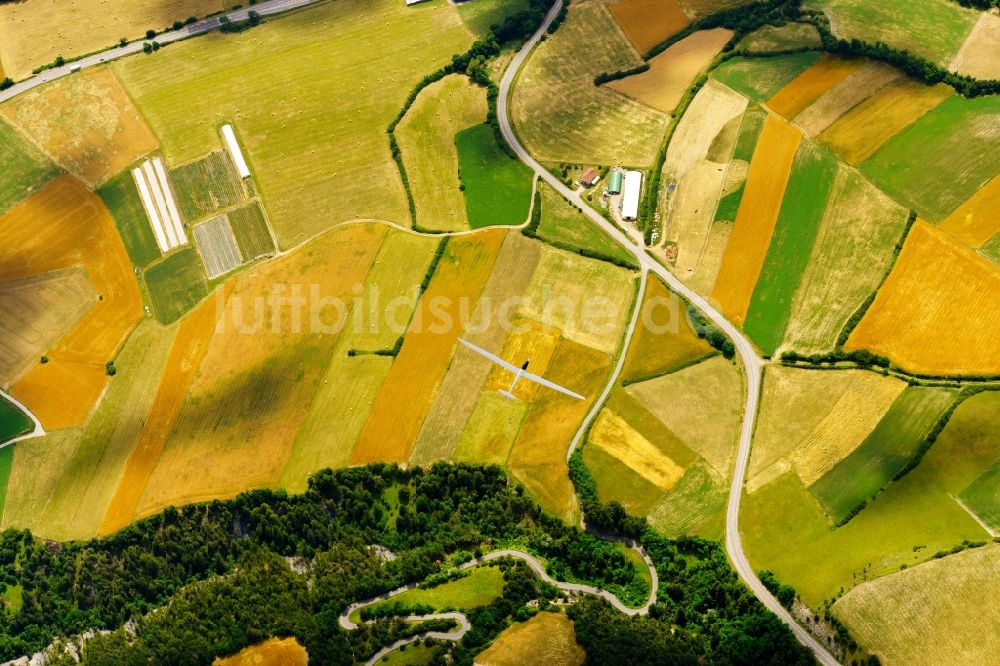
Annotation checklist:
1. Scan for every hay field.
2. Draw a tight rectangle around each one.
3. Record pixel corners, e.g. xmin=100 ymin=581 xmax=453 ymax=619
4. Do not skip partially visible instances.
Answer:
xmin=939 ymin=175 xmax=1000 ymax=248
xmin=621 ymin=277 xmax=714 ymax=382
xmin=143 ymin=248 xmax=210 ymax=325
xmin=766 ymin=55 xmax=862 ymax=119
xmin=648 ymin=460 xmax=728 ymax=537
xmin=0 ymin=268 xmax=97 ymax=388
xmin=834 ymin=544 xmax=1000 ymax=665
xmin=846 ymin=221 xmax=1000 ymax=375
xmin=476 ymin=612 xmax=584 ymax=666
xmin=0 ymin=118 xmax=60 ymax=217
xmin=627 ymin=355 xmax=741 ymax=477
xmin=0 ymin=0 xmax=224 ymax=81
xmin=456 ymin=124 xmax=533 ymax=228
xmin=100 ymin=291 xmax=226 ymax=534
xmin=819 ymin=80 xmax=953 ymax=165
xmin=583 ymin=443 xmax=663 ymax=515
xmin=519 ymin=245 xmax=635 ymax=354
xmin=214 ymin=637 xmax=307 ymax=666
xmin=1 ymin=429 xmax=82 ymax=534
xmin=134 ymin=225 xmax=387 ymax=518
xmin=811 ymin=386 xmax=957 ymax=522
xmin=607 ymin=0 xmax=690 ymax=54
xmin=535 ymin=183 xmax=635 ymax=266
xmin=455 ymin=0 xmax=530 ymax=38
xmin=952 ymin=12 xmax=1000 ymax=81
xmin=659 ymin=79 xmax=747 ymax=278
xmin=781 ymin=167 xmax=909 ymax=354
xmin=806 ymin=0 xmax=977 ymax=65
xmin=1 ymin=68 xmax=158 ymax=187
xmin=711 ymin=52 xmax=821 ymax=102
xmin=792 ymin=62 xmax=901 ymax=137
xmin=511 ymin=0 xmax=669 ymax=166
xmin=169 ymin=151 xmax=245 ymax=223
xmin=115 ymin=0 xmax=474 ymax=247
xmin=452 ymin=393 xmax=527 ymax=466
xmin=861 ymin=94 xmax=1000 ymax=222
xmin=397 ymin=75 xmax=487 ymax=231
xmin=960 ymin=460 xmax=1000 ymax=532
xmin=608 ymin=28 xmax=733 ymax=113
xmin=410 ymin=233 xmax=540 ymax=464
xmin=1 ymin=176 xmax=142 ymax=428
xmin=590 ymin=409 xmax=685 ymax=490
xmin=743 ymin=139 xmax=837 ymax=355
xmin=711 ymin=115 xmax=801 ymax=325
xmin=508 ymin=340 xmax=611 ymax=522
xmin=350 ymin=231 xmax=505 ymax=465
xmin=97 ymin=171 xmax=162 ymax=269
xmin=737 ymin=23 xmax=821 ymax=53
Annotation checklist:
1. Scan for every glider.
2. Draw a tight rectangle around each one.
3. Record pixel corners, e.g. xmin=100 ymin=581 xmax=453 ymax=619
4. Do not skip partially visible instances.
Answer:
xmin=458 ymin=338 xmax=585 ymax=401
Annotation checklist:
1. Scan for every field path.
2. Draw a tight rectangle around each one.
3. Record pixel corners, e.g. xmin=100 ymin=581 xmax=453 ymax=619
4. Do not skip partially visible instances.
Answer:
xmin=500 ymin=3 xmax=839 ymax=664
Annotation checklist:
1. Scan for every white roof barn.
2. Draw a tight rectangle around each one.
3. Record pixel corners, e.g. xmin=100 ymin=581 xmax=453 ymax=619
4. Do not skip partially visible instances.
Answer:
xmin=621 ymin=170 xmax=642 ymax=221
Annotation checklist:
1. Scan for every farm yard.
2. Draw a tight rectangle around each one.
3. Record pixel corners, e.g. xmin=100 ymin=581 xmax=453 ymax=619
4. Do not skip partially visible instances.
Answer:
xmin=455 ymin=125 xmax=533 ymax=228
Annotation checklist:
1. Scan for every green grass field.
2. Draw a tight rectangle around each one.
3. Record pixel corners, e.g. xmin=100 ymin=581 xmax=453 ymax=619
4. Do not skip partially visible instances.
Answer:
xmin=96 ymin=169 xmax=162 ymax=269
xmin=959 ymin=458 xmax=1000 ymax=532
xmin=169 ymin=151 xmax=245 ymax=223
xmin=0 ymin=397 xmax=32 ymax=445
xmin=647 ymin=460 xmax=728 ymax=538
xmin=371 ymin=565 xmax=505 ymax=612
xmin=861 ymin=94 xmax=1000 ymax=222
xmin=0 ymin=446 xmax=12 ymax=521
xmin=455 ymin=0 xmax=530 ymax=38
xmin=711 ymin=52 xmax=821 ymax=103
xmin=456 ymin=125 xmax=533 ymax=228
xmin=114 ymin=0 xmax=474 ymax=248
xmin=804 ymin=0 xmax=977 ymax=66
xmin=144 ymin=248 xmax=210 ymax=325
xmin=744 ymin=140 xmax=837 ymax=355
xmin=732 ymin=105 xmax=767 ymax=162
xmin=583 ymin=443 xmax=664 ymax=515
xmin=227 ymin=202 xmax=275 ymax=260
xmin=810 ymin=386 xmax=958 ymax=523
xmin=0 ymin=118 xmax=60 ymax=216
xmin=535 ymin=183 xmax=635 ymax=265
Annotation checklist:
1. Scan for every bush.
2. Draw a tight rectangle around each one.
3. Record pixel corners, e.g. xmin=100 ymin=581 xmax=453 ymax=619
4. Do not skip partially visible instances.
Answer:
xmin=105 ymin=361 xmax=117 ymax=376
xmin=145 ymin=29 xmax=156 ymax=39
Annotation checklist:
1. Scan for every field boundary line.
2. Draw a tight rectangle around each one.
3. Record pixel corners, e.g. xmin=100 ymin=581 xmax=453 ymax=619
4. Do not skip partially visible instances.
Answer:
xmin=951 ymin=494 xmax=999 ymax=538
xmin=0 ymin=388 xmax=45 ymax=446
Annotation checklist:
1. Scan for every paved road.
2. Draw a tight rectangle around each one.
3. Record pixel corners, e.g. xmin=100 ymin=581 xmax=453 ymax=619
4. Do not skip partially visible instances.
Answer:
xmin=0 ymin=389 xmax=44 ymax=447
xmin=497 ymin=3 xmax=839 ymax=664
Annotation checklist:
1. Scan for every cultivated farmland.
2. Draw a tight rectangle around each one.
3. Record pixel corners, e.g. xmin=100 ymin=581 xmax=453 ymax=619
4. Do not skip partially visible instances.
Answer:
xmin=1 ymin=67 xmax=158 ymax=187
xmin=647 ymin=460 xmax=728 ymax=538
xmin=193 ymin=216 xmax=243 ymax=279
xmin=834 ymin=544 xmax=1000 ymax=665
xmin=791 ymin=61 xmax=901 ymax=137
xmin=589 ymin=410 xmax=685 ymax=492
xmin=227 ymin=203 xmax=275 ymax=260
xmin=951 ymin=12 xmax=1000 ymax=81
xmin=396 ymin=75 xmax=487 ymax=231
xmin=535 ymin=183 xmax=636 ymax=266
xmin=169 ymin=151 xmax=246 ymax=223
xmin=861 ymin=94 xmax=1000 ymax=222
xmin=0 ymin=118 xmax=60 ymax=216
xmin=608 ymin=28 xmax=734 ymax=114
xmin=711 ymin=52 xmax=821 ymax=103
xmin=456 ymin=125 xmax=533 ymax=228
xmin=511 ymin=0 xmax=669 ymax=166
xmin=846 ymin=221 xmax=1000 ymax=375
xmin=959 ymin=459 xmax=1000 ymax=533
xmin=607 ymin=0 xmax=690 ymax=54
xmin=766 ymin=55 xmax=862 ymax=119
xmin=114 ymin=0 xmax=474 ymax=247
xmin=939 ymin=174 xmax=1000 ymax=248
xmin=737 ymin=23 xmax=821 ymax=53
xmin=97 ymin=170 xmax=162 ymax=269
xmin=143 ymin=248 xmax=210 ymax=325
xmin=475 ymin=612 xmax=584 ymax=666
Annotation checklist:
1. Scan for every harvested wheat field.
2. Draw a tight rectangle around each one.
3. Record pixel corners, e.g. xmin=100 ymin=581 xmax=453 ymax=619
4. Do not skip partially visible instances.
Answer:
xmin=792 ymin=61 xmax=901 ymax=137
xmin=627 ymin=355 xmax=741 ymax=477
xmin=409 ymin=232 xmax=540 ymax=465
xmin=607 ymin=0 xmax=690 ymax=54
xmin=939 ymin=175 xmax=1000 ymax=248
xmin=508 ymin=339 xmax=611 ymax=521
xmin=589 ymin=409 xmax=685 ymax=491
xmin=483 ymin=321 xmax=560 ymax=401
xmin=0 ymin=268 xmax=97 ymax=388
xmin=766 ymin=55 xmax=862 ymax=119
xmin=476 ymin=612 xmax=584 ymax=666
xmin=350 ymin=231 xmax=505 ymax=465
xmin=819 ymin=79 xmax=953 ymax=165
xmin=834 ymin=544 xmax=1000 ymax=665
xmin=781 ymin=166 xmax=909 ymax=354
xmin=1 ymin=68 xmax=158 ymax=186
xmin=133 ymin=225 xmax=388 ymax=519
xmin=711 ymin=115 xmax=801 ymax=324
xmin=100 ymin=290 xmax=227 ymax=534
xmin=397 ymin=75 xmax=487 ymax=231
xmin=847 ymin=221 xmax=1000 ymax=375
xmin=951 ymin=12 xmax=1000 ymax=81
xmin=609 ymin=28 xmax=734 ymax=113
xmin=214 ymin=637 xmax=308 ymax=666
xmin=1 ymin=176 xmax=142 ymax=428
xmin=659 ymin=79 xmax=747 ymax=278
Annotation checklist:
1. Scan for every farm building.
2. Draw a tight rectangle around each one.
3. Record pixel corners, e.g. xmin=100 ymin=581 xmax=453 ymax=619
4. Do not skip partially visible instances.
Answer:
xmin=579 ymin=168 xmax=599 ymax=187
xmin=221 ymin=124 xmax=251 ymax=179
xmin=621 ymin=170 xmax=642 ymax=221
xmin=608 ymin=169 xmax=623 ymax=195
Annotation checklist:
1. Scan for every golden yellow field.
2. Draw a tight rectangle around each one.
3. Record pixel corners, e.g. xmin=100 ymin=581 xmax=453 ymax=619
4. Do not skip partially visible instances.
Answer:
xmin=846 ymin=221 xmax=1000 ymax=375
xmin=793 ymin=62 xmax=900 ymax=137
xmin=607 ymin=0 xmax=691 ymax=54
xmin=951 ymin=12 xmax=1000 ymax=81
xmin=939 ymin=175 xmax=1000 ymax=248
xmin=677 ymin=0 xmax=755 ymax=19
xmin=1 ymin=67 xmax=158 ymax=186
xmin=214 ymin=637 xmax=308 ymax=666
xmin=0 ymin=0 xmax=224 ymax=80
xmin=484 ymin=321 xmax=560 ymax=401
xmin=350 ymin=230 xmax=505 ymax=464
xmin=711 ymin=115 xmax=801 ymax=324
xmin=819 ymin=80 xmax=953 ymax=165
xmin=452 ymin=392 xmax=527 ymax=466
xmin=766 ymin=55 xmax=862 ymax=119
xmin=476 ymin=612 xmax=584 ymax=666
xmin=590 ymin=409 xmax=685 ymax=490
xmin=1 ymin=176 xmax=142 ymax=428
xmin=608 ymin=28 xmax=734 ymax=113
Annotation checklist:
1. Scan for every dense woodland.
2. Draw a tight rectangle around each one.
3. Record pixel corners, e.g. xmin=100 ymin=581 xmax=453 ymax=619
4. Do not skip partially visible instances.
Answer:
xmin=0 ymin=463 xmax=812 ymax=664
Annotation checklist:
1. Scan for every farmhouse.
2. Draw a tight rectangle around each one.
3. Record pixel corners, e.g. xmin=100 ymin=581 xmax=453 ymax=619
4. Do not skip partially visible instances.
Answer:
xmin=608 ymin=169 xmax=623 ymax=195
xmin=579 ymin=167 xmax=599 ymax=187
xmin=221 ymin=124 xmax=251 ymax=179
xmin=621 ymin=170 xmax=642 ymax=221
